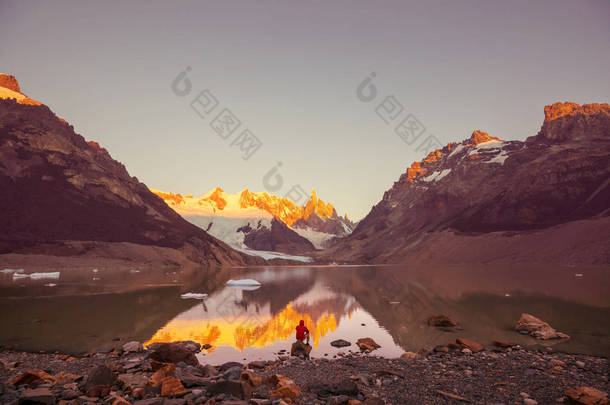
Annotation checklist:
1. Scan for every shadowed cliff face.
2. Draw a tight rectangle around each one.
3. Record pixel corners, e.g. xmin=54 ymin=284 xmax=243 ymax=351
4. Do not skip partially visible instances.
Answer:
xmin=0 ymin=80 xmax=258 ymax=267
xmin=323 ymin=102 xmax=610 ymax=264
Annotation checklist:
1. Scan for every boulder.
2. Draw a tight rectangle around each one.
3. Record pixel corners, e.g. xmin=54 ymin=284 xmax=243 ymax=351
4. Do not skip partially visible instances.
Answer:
xmin=112 ymin=397 xmax=132 ymax=405
xmin=218 ymin=361 xmax=243 ymax=373
xmin=269 ymin=375 xmax=301 ymax=400
xmin=148 ymin=363 xmax=176 ymax=387
xmin=200 ymin=364 xmax=218 ymax=377
xmin=18 ymin=388 xmax=55 ymax=405
xmin=160 ymin=376 xmax=188 ymax=397
xmin=315 ymin=378 xmax=358 ymax=399
xmin=427 ymin=315 xmax=457 ymax=327
xmin=330 ymin=339 xmax=351 ymax=348
xmin=207 ymin=379 xmax=253 ymax=399
xmin=456 ymin=338 xmax=484 ymax=353
xmin=85 ymin=365 xmax=116 ymax=389
xmin=223 ymin=365 xmax=243 ymax=380
xmin=123 ymin=341 xmax=144 ymax=353
xmin=240 ymin=370 xmax=262 ymax=387
xmin=515 ymin=313 xmax=570 ymax=340
xmin=400 ymin=352 xmax=419 ymax=360
xmin=356 ymin=338 xmax=380 ymax=352
xmin=148 ymin=342 xmax=200 ymax=366
xmin=10 ymin=370 xmax=56 ymax=386
xmin=290 ymin=340 xmax=312 ymax=357
xmin=565 ymin=386 xmax=608 ymax=405
xmin=248 ymin=361 xmax=266 ymax=369
xmin=118 ymin=373 xmax=149 ymax=390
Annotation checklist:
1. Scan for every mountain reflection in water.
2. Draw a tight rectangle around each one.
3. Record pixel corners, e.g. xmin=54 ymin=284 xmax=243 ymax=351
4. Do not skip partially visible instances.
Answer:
xmin=0 ymin=264 xmax=608 ymax=362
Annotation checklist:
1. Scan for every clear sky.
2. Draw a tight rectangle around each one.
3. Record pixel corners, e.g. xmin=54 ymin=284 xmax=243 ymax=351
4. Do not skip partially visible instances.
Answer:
xmin=1 ymin=0 xmax=609 ymax=220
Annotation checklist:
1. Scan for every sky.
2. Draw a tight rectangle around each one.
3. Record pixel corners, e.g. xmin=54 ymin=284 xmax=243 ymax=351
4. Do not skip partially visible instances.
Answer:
xmin=1 ymin=1 xmax=609 ymax=220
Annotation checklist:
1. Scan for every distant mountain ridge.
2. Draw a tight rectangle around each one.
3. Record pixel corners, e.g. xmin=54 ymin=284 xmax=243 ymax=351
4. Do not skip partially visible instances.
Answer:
xmin=323 ymin=102 xmax=610 ymax=265
xmin=152 ymin=188 xmax=354 ymax=254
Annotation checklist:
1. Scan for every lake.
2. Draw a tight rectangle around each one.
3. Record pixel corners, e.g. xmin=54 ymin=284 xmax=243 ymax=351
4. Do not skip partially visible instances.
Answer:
xmin=1 ymin=264 xmax=608 ymax=364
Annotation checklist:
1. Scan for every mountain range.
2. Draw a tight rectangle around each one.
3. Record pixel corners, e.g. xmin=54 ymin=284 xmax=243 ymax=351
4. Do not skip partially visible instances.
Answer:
xmin=151 ymin=188 xmax=354 ymax=258
xmin=0 ymin=73 xmax=608 ymax=267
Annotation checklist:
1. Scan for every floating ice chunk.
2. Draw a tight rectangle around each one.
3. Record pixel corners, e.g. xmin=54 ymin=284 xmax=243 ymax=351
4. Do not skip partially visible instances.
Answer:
xmin=1 ymin=268 xmax=24 ymax=274
xmin=12 ymin=273 xmax=29 ymax=279
xmin=92 ymin=269 xmax=99 ymax=273
xmin=129 ymin=269 xmax=141 ymax=274
xmin=92 ymin=277 xmax=101 ymax=281
xmin=44 ymin=283 xmax=57 ymax=287
xmin=180 ymin=293 xmax=209 ymax=299
xmin=30 ymin=272 xmax=60 ymax=279
xmin=226 ymin=279 xmax=261 ymax=287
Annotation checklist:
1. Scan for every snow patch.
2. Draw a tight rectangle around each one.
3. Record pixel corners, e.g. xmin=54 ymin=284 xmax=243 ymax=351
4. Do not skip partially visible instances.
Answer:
xmin=485 ymin=150 xmax=509 ymax=165
xmin=422 ymin=169 xmax=452 ymax=182
xmin=293 ymin=227 xmax=335 ymax=249
xmin=1 ymin=268 xmax=24 ymax=274
xmin=449 ymin=144 xmax=466 ymax=158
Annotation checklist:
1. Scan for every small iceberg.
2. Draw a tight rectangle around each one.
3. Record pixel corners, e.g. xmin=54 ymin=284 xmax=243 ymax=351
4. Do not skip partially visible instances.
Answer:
xmin=1 ymin=268 xmax=24 ymax=274
xmin=44 ymin=283 xmax=57 ymax=287
xmin=180 ymin=293 xmax=208 ymax=300
xmin=12 ymin=273 xmax=29 ymax=280
xmin=226 ymin=279 xmax=261 ymax=287
xmin=92 ymin=269 xmax=99 ymax=273
xmin=129 ymin=269 xmax=141 ymax=274
xmin=30 ymin=272 xmax=60 ymax=280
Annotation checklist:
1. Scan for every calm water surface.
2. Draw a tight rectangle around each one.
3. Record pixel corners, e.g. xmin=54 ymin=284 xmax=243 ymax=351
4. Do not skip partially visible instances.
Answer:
xmin=0 ymin=264 xmax=608 ymax=364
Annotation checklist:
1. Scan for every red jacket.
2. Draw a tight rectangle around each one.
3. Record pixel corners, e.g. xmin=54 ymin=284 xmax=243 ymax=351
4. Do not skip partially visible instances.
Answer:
xmin=296 ymin=320 xmax=309 ymax=340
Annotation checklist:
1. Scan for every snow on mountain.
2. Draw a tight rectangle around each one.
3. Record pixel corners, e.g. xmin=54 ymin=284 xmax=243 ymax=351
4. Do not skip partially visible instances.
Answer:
xmin=152 ymin=187 xmax=354 ymax=256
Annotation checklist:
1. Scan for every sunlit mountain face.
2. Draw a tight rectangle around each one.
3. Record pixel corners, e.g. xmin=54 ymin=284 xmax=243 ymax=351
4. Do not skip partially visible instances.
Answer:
xmin=151 ymin=188 xmax=355 ymax=256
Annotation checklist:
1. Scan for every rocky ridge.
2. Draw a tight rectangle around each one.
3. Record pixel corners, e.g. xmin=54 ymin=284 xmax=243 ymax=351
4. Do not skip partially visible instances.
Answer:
xmin=323 ymin=102 xmax=610 ymax=264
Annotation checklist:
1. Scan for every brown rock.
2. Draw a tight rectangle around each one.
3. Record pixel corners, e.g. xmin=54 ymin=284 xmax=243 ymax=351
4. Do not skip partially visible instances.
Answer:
xmin=456 ymin=338 xmax=484 ymax=353
xmin=356 ymin=338 xmax=381 ymax=352
xmin=19 ymin=387 xmax=55 ymax=405
xmin=290 ymin=340 xmax=312 ymax=357
xmin=148 ymin=363 xmax=175 ymax=387
xmin=10 ymin=369 xmax=56 ymax=386
xmin=240 ymin=370 xmax=262 ymax=387
xmin=148 ymin=342 xmax=200 ymax=366
xmin=248 ymin=361 xmax=266 ymax=369
xmin=515 ymin=313 xmax=570 ymax=340
xmin=112 ymin=396 xmax=132 ymax=405
xmin=427 ymin=315 xmax=457 ymax=327
xmin=86 ymin=384 xmax=111 ymax=398
xmin=160 ymin=376 xmax=188 ymax=397
xmin=207 ymin=380 xmax=252 ymax=399
xmin=493 ymin=340 xmax=517 ymax=348
xmin=400 ymin=352 xmax=419 ymax=360
xmin=565 ymin=386 xmax=609 ymax=405
xmin=269 ymin=377 xmax=301 ymax=400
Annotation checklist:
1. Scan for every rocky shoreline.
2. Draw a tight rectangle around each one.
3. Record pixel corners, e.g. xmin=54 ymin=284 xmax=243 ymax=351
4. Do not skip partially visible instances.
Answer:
xmin=0 ymin=339 xmax=608 ymax=405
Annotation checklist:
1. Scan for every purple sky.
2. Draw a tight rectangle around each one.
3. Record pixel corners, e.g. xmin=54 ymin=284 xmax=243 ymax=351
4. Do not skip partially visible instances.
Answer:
xmin=1 ymin=0 xmax=609 ymax=219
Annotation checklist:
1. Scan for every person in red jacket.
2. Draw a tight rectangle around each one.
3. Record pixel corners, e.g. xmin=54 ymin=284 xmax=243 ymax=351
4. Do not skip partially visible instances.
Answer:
xmin=295 ymin=319 xmax=310 ymax=344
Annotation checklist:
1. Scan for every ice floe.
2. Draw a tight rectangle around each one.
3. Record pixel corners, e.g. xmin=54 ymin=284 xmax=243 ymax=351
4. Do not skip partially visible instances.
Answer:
xmin=180 ymin=293 xmax=209 ymax=299
xmin=226 ymin=279 xmax=261 ymax=287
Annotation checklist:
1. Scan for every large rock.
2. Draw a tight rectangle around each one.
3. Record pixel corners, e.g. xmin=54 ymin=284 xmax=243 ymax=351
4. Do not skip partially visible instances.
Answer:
xmin=456 ymin=338 xmax=484 ymax=353
xmin=330 ymin=339 xmax=351 ymax=348
xmin=85 ymin=365 xmax=116 ymax=389
xmin=160 ymin=376 xmax=188 ymax=397
xmin=565 ymin=386 xmax=608 ymax=405
xmin=148 ymin=342 xmax=200 ymax=366
xmin=427 ymin=315 xmax=457 ymax=327
xmin=356 ymin=338 xmax=381 ymax=352
xmin=10 ymin=370 xmax=56 ymax=386
xmin=315 ymin=378 xmax=359 ymax=399
xmin=290 ymin=341 xmax=312 ymax=357
xmin=123 ymin=341 xmax=144 ymax=353
xmin=515 ymin=313 xmax=570 ymax=340
xmin=18 ymin=387 xmax=55 ymax=405
xmin=207 ymin=379 xmax=253 ymax=399
xmin=118 ymin=373 xmax=149 ymax=390
xmin=268 ymin=375 xmax=301 ymax=400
